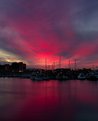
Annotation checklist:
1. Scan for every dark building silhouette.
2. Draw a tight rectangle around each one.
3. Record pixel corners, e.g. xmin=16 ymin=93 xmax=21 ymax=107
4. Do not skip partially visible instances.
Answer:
xmin=4 ymin=64 xmax=11 ymax=72
xmin=11 ymin=62 xmax=26 ymax=72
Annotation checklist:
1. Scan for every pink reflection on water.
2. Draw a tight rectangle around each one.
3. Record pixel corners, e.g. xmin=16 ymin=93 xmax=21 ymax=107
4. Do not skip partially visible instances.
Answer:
xmin=0 ymin=79 xmax=98 ymax=121
xmin=14 ymin=81 xmax=75 ymax=121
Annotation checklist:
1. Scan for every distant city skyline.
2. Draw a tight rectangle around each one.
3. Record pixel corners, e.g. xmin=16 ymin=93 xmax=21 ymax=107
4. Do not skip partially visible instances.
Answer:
xmin=0 ymin=0 xmax=98 ymax=68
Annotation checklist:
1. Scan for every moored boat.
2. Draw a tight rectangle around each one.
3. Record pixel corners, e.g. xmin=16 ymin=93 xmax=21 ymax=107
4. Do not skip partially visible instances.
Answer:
xmin=86 ymin=72 xmax=98 ymax=81
xmin=77 ymin=73 xmax=86 ymax=80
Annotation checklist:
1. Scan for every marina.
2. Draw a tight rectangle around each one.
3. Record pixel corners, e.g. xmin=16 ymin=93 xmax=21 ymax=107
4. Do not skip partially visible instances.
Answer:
xmin=0 ymin=0 xmax=98 ymax=120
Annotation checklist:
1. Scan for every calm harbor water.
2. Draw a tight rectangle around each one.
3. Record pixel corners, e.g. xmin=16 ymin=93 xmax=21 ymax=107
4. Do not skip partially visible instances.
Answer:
xmin=0 ymin=78 xmax=98 ymax=121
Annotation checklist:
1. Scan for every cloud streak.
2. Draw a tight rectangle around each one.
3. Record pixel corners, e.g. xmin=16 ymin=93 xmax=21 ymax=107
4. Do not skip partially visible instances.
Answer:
xmin=0 ymin=0 xmax=98 ymax=67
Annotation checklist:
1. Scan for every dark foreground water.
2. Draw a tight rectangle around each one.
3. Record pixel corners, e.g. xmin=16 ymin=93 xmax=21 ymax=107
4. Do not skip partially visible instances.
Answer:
xmin=0 ymin=78 xmax=98 ymax=121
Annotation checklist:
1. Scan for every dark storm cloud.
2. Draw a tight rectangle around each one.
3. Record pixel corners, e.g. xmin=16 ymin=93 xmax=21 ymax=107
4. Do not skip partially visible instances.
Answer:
xmin=72 ymin=0 xmax=98 ymax=40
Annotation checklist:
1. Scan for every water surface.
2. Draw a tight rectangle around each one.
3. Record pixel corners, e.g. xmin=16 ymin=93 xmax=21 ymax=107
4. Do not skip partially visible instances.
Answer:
xmin=0 ymin=78 xmax=98 ymax=121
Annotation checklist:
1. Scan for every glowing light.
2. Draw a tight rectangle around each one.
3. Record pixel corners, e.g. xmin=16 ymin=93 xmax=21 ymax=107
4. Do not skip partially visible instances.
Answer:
xmin=0 ymin=49 xmax=28 ymax=64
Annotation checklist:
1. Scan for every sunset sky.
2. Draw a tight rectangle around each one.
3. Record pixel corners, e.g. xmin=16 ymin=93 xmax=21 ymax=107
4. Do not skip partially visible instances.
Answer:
xmin=0 ymin=0 xmax=98 ymax=68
